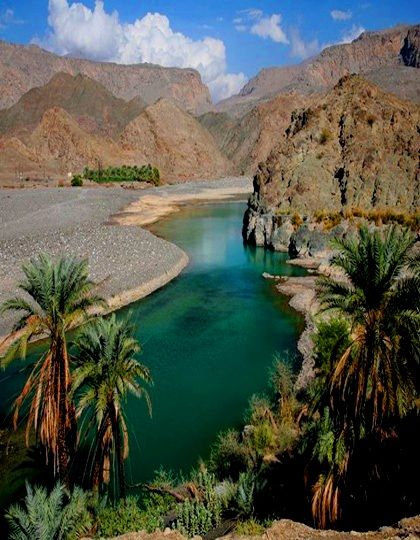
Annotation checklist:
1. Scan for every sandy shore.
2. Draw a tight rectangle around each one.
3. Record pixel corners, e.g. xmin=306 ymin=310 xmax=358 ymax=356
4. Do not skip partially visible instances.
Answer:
xmin=0 ymin=177 xmax=252 ymax=342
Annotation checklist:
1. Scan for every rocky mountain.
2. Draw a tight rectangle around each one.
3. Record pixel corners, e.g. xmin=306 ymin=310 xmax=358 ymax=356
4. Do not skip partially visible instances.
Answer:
xmin=218 ymin=24 xmax=420 ymax=116
xmin=243 ymin=75 xmax=420 ymax=249
xmin=0 ymin=40 xmax=211 ymax=113
xmin=0 ymin=75 xmax=230 ymax=182
xmin=0 ymin=72 xmax=145 ymax=139
xmin=120 ymin=98 xmax=231 ymax=181
xmin=200 ymin=93 xmax=312 ymax=175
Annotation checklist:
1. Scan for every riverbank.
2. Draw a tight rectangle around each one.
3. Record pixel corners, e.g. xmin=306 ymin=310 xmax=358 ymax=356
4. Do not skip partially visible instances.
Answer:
xmin=0 ymin=177 xmax=252 ymax=343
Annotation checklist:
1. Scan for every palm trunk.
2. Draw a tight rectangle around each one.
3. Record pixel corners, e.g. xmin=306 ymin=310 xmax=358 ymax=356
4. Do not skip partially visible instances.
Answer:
xmin=111 ymin=404 xmax=126 ymax=499
xmin=56 ymin=332 xmax=76 ymax=484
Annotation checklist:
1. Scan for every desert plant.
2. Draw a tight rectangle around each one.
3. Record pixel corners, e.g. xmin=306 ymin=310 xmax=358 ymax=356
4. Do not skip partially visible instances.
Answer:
xmin=71 ymin=175 xmax=83 ymax=187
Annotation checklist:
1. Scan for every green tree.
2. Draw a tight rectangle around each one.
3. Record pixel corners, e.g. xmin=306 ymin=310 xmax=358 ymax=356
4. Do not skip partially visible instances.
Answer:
xmin=72 ymin=315 xmax=152 ymax=497
xmin=0 ymin=255 xmax=104 ymax=481
xmin=312 ymin=225 xmax=419 ymax=526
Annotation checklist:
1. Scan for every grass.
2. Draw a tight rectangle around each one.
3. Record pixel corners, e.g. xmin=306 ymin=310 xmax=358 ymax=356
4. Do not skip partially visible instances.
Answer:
xmin=312 ymin=208 xmax=419 ymax=231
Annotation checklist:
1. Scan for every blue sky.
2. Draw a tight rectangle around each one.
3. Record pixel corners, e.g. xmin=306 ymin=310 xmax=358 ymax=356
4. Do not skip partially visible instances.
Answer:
xmin=0 ymin=1 xmax=418 ymax=100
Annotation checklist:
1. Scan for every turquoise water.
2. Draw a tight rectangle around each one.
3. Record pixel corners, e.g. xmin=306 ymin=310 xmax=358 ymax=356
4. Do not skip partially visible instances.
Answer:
xmin=0 ymin=201 xmax=306 ymax=492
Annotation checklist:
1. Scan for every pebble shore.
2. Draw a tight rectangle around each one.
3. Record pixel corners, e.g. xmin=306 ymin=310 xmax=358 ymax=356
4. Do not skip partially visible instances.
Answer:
xmin=0 ymin=178 xmax=251 ymax=338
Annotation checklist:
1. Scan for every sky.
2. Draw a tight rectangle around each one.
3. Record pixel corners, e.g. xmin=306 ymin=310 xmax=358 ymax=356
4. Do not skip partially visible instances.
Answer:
xmin=0 ymin=1 xmax=418 ymax=101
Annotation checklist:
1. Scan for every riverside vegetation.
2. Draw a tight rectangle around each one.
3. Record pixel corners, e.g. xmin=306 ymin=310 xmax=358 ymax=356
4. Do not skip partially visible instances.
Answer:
xmin=71 ymin=165 xmax=161 ymax=187
xmin=0 ymin=225 xmax=419 ymax=539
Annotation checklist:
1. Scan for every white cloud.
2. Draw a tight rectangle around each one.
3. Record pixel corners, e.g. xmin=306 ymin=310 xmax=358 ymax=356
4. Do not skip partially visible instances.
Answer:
xmin=34 ymin=0 xmax=246 ymax=102
xmin=234 ymin=9 xmax=288 ymax=44
xmin=340 ymin=24 xmax=365 ymax=43
xmin=330 ymin=9 xmax=353 ymax=21
xmin=251 ymin=14 xmax=289 ymax=44
xmin=208 ymin=73 xmax=248 ymax=102
xmin=289 ymin=28 xmax=321 ymax=59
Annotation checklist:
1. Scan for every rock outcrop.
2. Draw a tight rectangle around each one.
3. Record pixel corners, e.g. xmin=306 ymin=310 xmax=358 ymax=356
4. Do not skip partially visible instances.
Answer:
xmin=243 ymin=75 xmax=420 ymax=251
xmin=0 ymin=40 xmax=211 ymax=113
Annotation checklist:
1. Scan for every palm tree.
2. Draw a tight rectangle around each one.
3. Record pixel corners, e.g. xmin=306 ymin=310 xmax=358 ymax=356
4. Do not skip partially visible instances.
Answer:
xmin=6 ymin=481 xmax=92 ymax=540
xmin=311 ymin=225 xmax=419 ymax=526
xmin=71 ymin=315 xmax=152 ymax=497
xmin=0 ymin=254 xmax=105 ymax=481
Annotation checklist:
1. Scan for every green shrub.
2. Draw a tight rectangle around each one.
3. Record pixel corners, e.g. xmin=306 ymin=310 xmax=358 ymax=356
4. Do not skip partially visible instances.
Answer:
xmin=6 ymin=482 xmax=93 ymax=540
xmin=71 ymin=175 xmax=83 ymax=187
xmin=175 ymin=469 xmax=222 ymax=538
xmin=234 ymin=471 xmax=256 ymax=518
xmin=96 ymin=497 xmax=146 ymax=537
xmin=80 ymin=164 xmax=161 ymax=185
xmin=235 ymin=519 xmax=266 ymax=535
xmin=209 ymin=429 xmax=249 ymax=480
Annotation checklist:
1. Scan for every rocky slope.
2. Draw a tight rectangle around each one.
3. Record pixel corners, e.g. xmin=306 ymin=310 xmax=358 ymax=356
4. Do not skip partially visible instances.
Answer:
xmin=217 ymin=24 xmax=420 ymax=116
xmin=243 ymin=75 xmax=420 ymax=251
xmin=200 ymin=93 xmax=312 ymax=175
xmin=0 ymin=77 xmax=229 ymax=182
xmin=0 ymin=40 xmax=211 ymax=113
xmin=0 ymin=72 xmax=145 ymax=139
xmin=121 ymin=98 xmax=231 ymax=181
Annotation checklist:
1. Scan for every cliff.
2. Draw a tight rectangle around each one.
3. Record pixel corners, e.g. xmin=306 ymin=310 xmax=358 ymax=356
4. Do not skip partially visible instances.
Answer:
xmin=243 ymin=75 xmax=420 ymax=251
xmin=0 ymin=41 xmax=211 ymax=113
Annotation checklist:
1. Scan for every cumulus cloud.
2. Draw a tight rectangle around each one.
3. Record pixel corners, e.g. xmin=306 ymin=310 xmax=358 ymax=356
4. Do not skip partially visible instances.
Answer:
xmin=234 ymin=9 xmax=288 ymax=44
xmin=34 ymin=0 xmax=246 ymax=102
xmin=330 ymin=9 xmax=353 ymax=21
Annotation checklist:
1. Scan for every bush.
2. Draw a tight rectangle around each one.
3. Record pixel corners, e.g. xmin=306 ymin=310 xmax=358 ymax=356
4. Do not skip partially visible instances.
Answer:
xmin=209 ymin=429 xmax=249 ymax=480
xmin=71 ymin=175 xmax=83 ymax=187
xmin=96 ymin=497 xmax=144 ymax=537
xmin=319 ymin=128 xmax=332 ymax=145
xmin=291 ymin=212 xmax=303 ymax=229
xmin=235 ymin=519 xmax=266 ymax=535
xmin=175 ymin=469 xmax=222 ymax=538
xmin=6 ymin=482 xmax=93 ymax=540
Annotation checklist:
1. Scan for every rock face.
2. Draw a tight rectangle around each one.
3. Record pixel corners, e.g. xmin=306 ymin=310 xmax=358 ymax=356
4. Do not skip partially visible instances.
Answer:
xmin=199 ymin=93 xmax=311 ymax=175
xmin=0 ymin=41 xmax=211 ymax=113
xmin=0 ymin=72 xmax=145 ymax=139
xmin=217 ymin=24 xmax=420 ymax=115
xmin=243 ymin=75 xmax=420 ymax=251
xmin=120 ymin=98 xmax=231 ymax=181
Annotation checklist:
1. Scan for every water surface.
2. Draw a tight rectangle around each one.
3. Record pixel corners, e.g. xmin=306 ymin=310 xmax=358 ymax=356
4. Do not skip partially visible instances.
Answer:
xmin=0 ymin=201 xmax=306 ymax=493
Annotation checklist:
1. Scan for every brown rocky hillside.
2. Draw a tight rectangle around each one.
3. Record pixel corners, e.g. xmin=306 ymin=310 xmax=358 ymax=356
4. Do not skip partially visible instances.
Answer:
xmin=217 ymin=24 xmax=420 ymax=116
xmin=0 ymin=72 xmax=145 ymax=139
xmin=243 ymin=75 xmax=419 ymax=249
xmin=0 ymin=40 xmax=211 ymax=113
xmin=200 ymin=93 xmax=312 ymax=175
xmin=121 ymin=98 xmax=231 ymax=181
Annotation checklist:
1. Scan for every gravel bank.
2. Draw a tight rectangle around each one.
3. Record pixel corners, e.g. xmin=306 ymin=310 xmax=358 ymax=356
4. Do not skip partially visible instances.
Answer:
xmin=0 ymin=177 xmax=252 ymax=338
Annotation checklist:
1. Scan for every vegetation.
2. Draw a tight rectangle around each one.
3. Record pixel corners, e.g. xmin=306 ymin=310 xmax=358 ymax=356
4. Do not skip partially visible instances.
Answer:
xmin=313 ymin=208 xmax=420 ymax=231
xmin=6 ymin=482 xmax=92 ymax=540
xmin=0 ymin=255 xmax=105 ymax=481
xmin=1 ymin=225 xmax=419 ymax=538
xmin=70 ymin=175 xmax=83 ymax=187
xmin=82 ymin=164 xmax=160 ymax=185
xmin=319 ymin=128 xmax=332 ymax=145
xmin=71 ymin=315 xmax=152 ymax=497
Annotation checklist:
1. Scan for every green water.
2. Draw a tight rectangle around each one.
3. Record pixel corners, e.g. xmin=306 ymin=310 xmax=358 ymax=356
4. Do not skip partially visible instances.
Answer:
xmin=0 ymin=201 xmax=306 ymax=492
